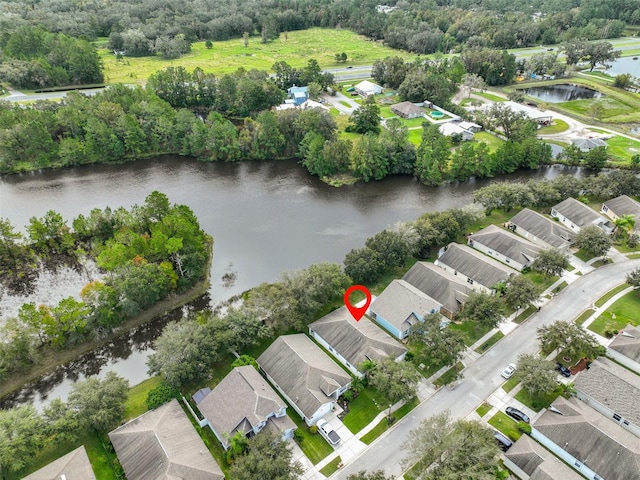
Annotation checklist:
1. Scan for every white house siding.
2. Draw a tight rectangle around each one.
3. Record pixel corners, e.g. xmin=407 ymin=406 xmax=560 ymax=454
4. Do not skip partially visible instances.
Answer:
xmin=468 ymin=240 xmax=527 ymax=271
xmin=309 ymin=330 xmax=362 ymax=378
xmin=574 ymin=391 xmax=640 ymax=439
xmin=606 ymin=347 xmax=640 ymax=375
xmin=551 ymin=209 xmax=579 ymax=231
xmin=307 ymin=403 xmax=334 ymax=426
xmin=433 ymin=260 xmax=493 ymax=295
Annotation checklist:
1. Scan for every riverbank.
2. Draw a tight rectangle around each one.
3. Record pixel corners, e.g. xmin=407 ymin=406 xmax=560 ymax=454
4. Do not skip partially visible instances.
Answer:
xmin=0 ymin=236 xmax=213 ymax=401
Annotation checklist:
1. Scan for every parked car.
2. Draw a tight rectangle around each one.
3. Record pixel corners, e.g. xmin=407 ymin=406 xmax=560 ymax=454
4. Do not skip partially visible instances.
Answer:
xmin=556 ymin=362 xmax=571 ymax=377
xmin=501 ymin=363 xmax=517 ymax=379
xmin=493 ymin=431 xmax=513 ymax=451
xmin=316 ymin=418 xmax=341 ymax=445
xmin=505 ymin=406 xmax=530 ymax=424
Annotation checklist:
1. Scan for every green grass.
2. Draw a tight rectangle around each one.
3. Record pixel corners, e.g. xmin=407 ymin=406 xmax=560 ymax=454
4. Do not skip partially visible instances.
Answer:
xmin=473 ymin=131 xmax=504 ymax=153
xmin=401 ymin=116 xmax=428 ymax=128
xmin=379 ymin=106 xmax=397 ymax=119
xmin=575 ymin=309 xmax=595 ymax=325
xmin=433 ymin=362 xmax=464 ymax=387
xmin=523 ymin=270 xmax=559 ymax=289
xmin=502 ymin=377 xmax=519 ymax=393
xmin=488 ymin=411 xmax=522 ymax=442
xmin=595 ymin=283 xmax=630 ymax=307
xmin=475 ymin=91 xmax=505 ymax=102
xmin=339 ymin=100 xmax=352 ymax=108
xmin=290 ymin=411 xmax=334 ymax=464
xmin=538 ymin=119 xmax=570 ymax=134
xmin=573 ymin=248 xmax=595 ymax=262
xmin=513 ymin=305 xmax=536 ymax=324
xmin=342 ymin=388 xmax=385 ymax=434
xmin=515 ymin=385 xmax=563 ymax=412
xmin=474 ymin=331 xmax=504 ymax=353
xmin=629 ymin=253 xmax=640 ymax=259
xmin=588 ymin=290 xmax=640 ymax=336
xmin=476 ymin=402 xmax=493 ymax=418
xmin=360 ymin=397 xmax=419 ymax=445
xmin=408 ymin=128 xmax=423 ymax=145
xmin=101 ymin=28 xmax=411 ymax=84
xmin=124 ymin=376 xmax=163 ymax=419
xmin=552 ymin=281 xmax=568 ymax=294
xmin=449 ymin=320 xmax=494 ymax=347
xmin=319 ymin=456 xmax=342 ymax=476
xmin=366 ymin=256 xmax=419 ymax=296
xmin=606 ymin=135 xmax=640 ymax=163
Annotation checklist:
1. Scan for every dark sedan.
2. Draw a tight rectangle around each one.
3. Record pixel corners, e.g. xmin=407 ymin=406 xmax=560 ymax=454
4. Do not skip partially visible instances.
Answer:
xmin=556 ymin=362 xmax=571 ymax=377
xmin=505 ymin=406 xmax=530 ymax=424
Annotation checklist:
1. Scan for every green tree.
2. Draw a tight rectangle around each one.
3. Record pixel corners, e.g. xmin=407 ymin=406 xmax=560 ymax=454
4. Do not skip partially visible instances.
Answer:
xmin=368 ymin=358 xmax=420 ymax=405
xmin=410 ymin=313 xmax=466 ymax=369
xmin=229 ymin=431 xmax=303 ymax=480
xmin=503 ymin=275 xmax=541 ymax=311
xmin=583 ymin=146 xmax=608 ymax=170
xmin=365 ymin=229 xmax=411 ymax=269
xmin=68 ymin=371 xmax=129 ymax=432
xmin=627 ymin=267 xmax=640 ymax=290
xmin=347 ymin=97 xmax=381 ymax=135
xmin=350 ymin=132 xmax=389 ymax=181
xmin=344 ymin=247 xmax=385 ymax=284
xmin=43 ymin=398 xmax=80 ymax=443
xmin=537 ymin=320 xmax=604 ymax=360
xmin=574 ymin=225 xmax=612 ymax=258
xmin=231 ymin=355 xmax=258 ymax=369
xmin=515 ymin=353 xmax=559 ymax=397
xmin=402 ymin=412 xmax=500 ymax=480
xmin=613 ymin=214 xmax=635 ymax=238
xmin=458 ymin=291 xmax=505 ymax=328
xmin=146 ymin=382 xmax=180 ymax=410
xmin=347 ymin=471 xmax=394 ymax=480
xmin=0 ymin=405 xmax=45 ymax=478
xmin=531 ymin=248 xmax=570 ymax=278
xmin=414 ymin=124 xmax=450 ymax=185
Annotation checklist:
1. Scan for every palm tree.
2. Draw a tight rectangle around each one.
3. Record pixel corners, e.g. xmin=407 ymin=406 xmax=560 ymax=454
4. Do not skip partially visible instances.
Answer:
xmin=613 ymin=214 xmax=636 ymax=239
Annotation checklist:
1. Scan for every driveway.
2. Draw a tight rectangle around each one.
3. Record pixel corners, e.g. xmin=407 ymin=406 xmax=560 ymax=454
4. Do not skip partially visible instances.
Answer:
xmin=332 ymin=259 xmax=640 ymax=479
xmin=321 ymin=92 xmax=361 ymax=114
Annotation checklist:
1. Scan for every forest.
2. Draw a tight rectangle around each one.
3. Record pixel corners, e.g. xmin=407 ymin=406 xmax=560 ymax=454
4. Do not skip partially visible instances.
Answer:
xmin=0 ymin=192 xmax=210 ymax=382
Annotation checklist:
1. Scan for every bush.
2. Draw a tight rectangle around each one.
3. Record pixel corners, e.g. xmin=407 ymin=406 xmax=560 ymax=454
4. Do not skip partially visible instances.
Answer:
xmin=628 ymin=233 xmax=640 ymax=248
xmin=517 ymin=422 xmax=532 ymax=434
xmin=146 ymin=382 xmax=180 ymax=410
xmin=309 ymin=425 xmax=318 ymax=434
xmin=342 ymin=390 xmax=354 ymax=402
xmin=293 ymin=429 xmax=304 ymax=443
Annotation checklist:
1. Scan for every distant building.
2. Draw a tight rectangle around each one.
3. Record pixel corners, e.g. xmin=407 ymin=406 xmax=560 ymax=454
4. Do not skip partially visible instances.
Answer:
xmin=287 ymin=85 xmax=309 ymax=105
xmin=572 ymin=137 xmax=608 ymax=152
xmin=355 ymin=80 xmax=383 ymax=97
xmin=601 ymin=195 xmax=640 ymax=232
xmin=22 ymin=446 xmax=96 ymax=480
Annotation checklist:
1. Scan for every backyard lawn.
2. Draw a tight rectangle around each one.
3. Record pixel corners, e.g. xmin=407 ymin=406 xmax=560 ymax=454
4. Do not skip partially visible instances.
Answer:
xmin=606 ymin=135 xmax=640 ymax=163
xmin=588 ymin=290 xmax=640 ymax=336
xmin=473 ymin=131 xmax=504 ymax=152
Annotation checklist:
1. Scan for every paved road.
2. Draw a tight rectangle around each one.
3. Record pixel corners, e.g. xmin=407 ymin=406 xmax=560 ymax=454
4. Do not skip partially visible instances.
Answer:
xmin=333 ymin=259 xmax=640 ymax=479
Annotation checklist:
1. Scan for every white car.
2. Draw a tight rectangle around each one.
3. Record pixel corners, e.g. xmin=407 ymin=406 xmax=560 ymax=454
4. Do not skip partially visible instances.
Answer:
xmin=501 ymin=363 xmax=517 ymax=379
xmin=316 ymin=418 xmax=341 ymax=445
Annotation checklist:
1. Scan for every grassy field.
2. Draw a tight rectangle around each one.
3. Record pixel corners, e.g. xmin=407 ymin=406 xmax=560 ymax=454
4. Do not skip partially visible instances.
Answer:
xmin=538 ymin=118 xmax=569 ymax=134
xmin=606 ymin=135 xmax=640 ymax=163
xmin=476 ymin=402 xmax=492 ymax=418
xmin=589 ymin=290 xmax=640 ymax=335
xmin=575 ymin=309 xmax=595 ymax=325
xmin=595 ymin=283 xmax=630 ymax=307
xmin=513 ymin=305 xmax=536 ymax=324
xmin=449 ymin=321 xmax=494 ymax=347
xmin=475 ymin=91 xmax=506 ymax=102
xmin=515 ymin=385 xmax=563 ymax=411
xmin=473 ymin=131 xmax=504 ymax=152
xmin=101 ymin=28 xmax=411 ymax=84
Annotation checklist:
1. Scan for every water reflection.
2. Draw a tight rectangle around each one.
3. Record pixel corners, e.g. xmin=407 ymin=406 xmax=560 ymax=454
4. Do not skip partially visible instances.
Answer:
xmin=521 ymin=84 xmax=603 ymax=103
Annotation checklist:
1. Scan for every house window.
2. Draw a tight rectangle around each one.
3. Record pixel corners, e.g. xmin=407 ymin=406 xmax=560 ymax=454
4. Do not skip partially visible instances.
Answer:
xmin=613 ymin=413 xmax=622 ymax=421
xmin=488 ymin=250 xmax=493 ymax=254
xmin=505 ymin=258 xmax=510 ymax=263
xmin=602 ymin=205 xmax=608 ymax=212
xmin=329 ymin=347 xmax=333 ymax=352
xmin=623 ymin=420 xmax=629 ymax=425
xmin=469 ymin=240 xmax=474 ymax=246
xmin=467 ymin=278 xmax=474 ymax=284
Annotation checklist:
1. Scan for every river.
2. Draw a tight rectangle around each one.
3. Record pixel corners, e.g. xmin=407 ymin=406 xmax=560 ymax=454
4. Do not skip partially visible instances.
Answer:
xmin=0 ymin=156 xmax=584 ymax=408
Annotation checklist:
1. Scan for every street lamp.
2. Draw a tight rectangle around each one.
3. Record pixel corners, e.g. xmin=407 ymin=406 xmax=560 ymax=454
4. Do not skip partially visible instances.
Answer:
xmin=387 ymin=404 xmax=392 ymax=424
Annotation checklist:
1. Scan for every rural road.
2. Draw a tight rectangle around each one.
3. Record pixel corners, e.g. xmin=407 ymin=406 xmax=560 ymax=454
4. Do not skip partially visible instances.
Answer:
xmin=333 ymin=259 xmax=640 ymax=479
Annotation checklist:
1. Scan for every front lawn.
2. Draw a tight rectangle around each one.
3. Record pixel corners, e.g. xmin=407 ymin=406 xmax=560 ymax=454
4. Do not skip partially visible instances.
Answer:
xmin=342 ymin=388 xmax=385 ymax=434
xmin=488 ymin=411 xmax=522 ymax=441
xmin=523 ymin=270 xmax=558 ymax=289
xmin=595 ymin=283 xmax=629 ymax=307
xmin=515 ymin=385 xmax=563 ymax=412
xmin=433 ymin=362 xmax=464 ymax=387
xmin=449 ymin=321 xmax=494 ymax=346
xmin=588 ymin=290 xmax=640 ymax=336
xmin=360 ymin=397 xmax=419 ymax=445
xmin=513 ymin=305 xmax=536 ymax=324
xmin=474 ymin=331 xmax=504 ymax=353
xmin=290 ymin=412 xmax=334 ymax=464
xmin=574 ymin=309 xmax=595 ymax=325
xmin=320 ymin=456 xmax=342 ymax=477
xmin=476 ymin=402 xmax=493 ymax=418
xmin=502 ymin=377 xmax=519 ymax=393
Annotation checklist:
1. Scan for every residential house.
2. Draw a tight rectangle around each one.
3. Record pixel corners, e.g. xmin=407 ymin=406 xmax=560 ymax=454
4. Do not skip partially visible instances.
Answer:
xmin=498 ymin=101 xmax=553 ymax=124
xmin=22 ymin=446 xmax=96 ymax=480
xmin=574 ymin=357 xmax=640 ymax=438
xmin=275 ymin=99 xmax=328 ymax=111
xmin=435 ymin=243 xmax=518 ymax=294
xmin=504 ymin=436 xmax=584 ymax=480
xmin=468 ymin=224 xmax=541 ymax=271
xmin=390 ymin=101 xmax=424 ymax=119
xmin=287 ymin=85 xmax=309 ymax=105
xmin=402 ymin=262 xmax=472 ymax=319
xmin=572 ymin=137 xmax=608 ymax=152
xmin=108 ymin=399 xmax=224 ymax=480
xmin=551 ymin=198 xmax=614 ymax=234
xmin=601 ymin=195 xmax=640 ymax=232
xmin=193 ymin=365 xmax=296 ymax=450
xmin=438 ymin=122 xmax=474 ymax=140
xmin=355 ymin=80 xmax=383 ymax=97
xmin=257 ymin=334 xmax=351 ymax=426
xmin=532 ymin=396 xmax=640 ymax=480
xmin=457 ymin=121 xmax=481 ymax=132
xmin=608 ymin=325 xmax=640 ymax=374
xmin=508 ymin=208 xmax=575 ymax=251
xmin=309 ymin=306 xmax=407 ymax=375
xmin=369 ymin=279 xmax=443 ymax=339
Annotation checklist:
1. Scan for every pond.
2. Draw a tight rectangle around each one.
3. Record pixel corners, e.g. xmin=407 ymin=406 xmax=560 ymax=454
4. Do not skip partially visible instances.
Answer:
xmin=520 ymin=84 xmax=604 ymax=103
xmin=603 ymin=56 xmax=640 ymax=77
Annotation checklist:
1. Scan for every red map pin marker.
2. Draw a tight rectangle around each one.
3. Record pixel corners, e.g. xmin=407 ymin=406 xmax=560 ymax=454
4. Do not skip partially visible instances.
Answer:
xmin=344 ymin=285 xmax=372 ymax=322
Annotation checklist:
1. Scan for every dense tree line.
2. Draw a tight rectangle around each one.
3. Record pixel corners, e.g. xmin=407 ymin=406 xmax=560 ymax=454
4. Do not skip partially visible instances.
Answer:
xmin=0 ymin=25 xmax=103 ymax=88
xmin=0 ymin=192 xmax=209 ymax=381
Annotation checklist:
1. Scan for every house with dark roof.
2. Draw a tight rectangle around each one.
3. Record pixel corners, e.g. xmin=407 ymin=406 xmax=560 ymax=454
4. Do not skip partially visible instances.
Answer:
xmin=572 ymin=137 xmax=607 ymax=152
xmin=551 ymin=198 xmax=614 ymax=234
xmin=390 ymin=101 xmax=424 ymax=119
xmin=574 ymin=357 xmax=640 ymax=438
xmin=601 ymin=195 xmax=640 ymax=232
xmin=193 ymin=365 xmax=296 ymax=450
xmin=22 ymin=446 xmax=96 ymax=480
xmin=435 ymin=243 xmax=518 ymax=294
xmin=309 ymin=306 xmax=407 ymax=375
xmin=504 ymin=435 xmax=583 ymax=480
xmin=508 ymin=208 xmax=575 ymax=251
xmin=402 ymin=262 xmax=472 ymax=319
xmin=108 ymin=398 xmax=224 ymax=480
xmin=532 ymin=396 xmax=640 ymax=480
xmin=257 ymin=334 xmax=352 ymax=426
xmin=369 ymin=279 xmax=442 ymax=339
xmin=468 ymin=224 xmax=541 ymax=271
xmin=608 ymin=325 xmax=640 ymax=374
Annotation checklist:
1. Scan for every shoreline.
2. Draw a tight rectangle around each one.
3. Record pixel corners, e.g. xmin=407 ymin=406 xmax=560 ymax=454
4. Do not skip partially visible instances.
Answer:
xmin=0 ymin=236 xmax=213 ymax=402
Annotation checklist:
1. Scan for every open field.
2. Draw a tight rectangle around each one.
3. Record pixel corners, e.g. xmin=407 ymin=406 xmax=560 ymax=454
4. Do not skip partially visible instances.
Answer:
xmin=101 ymin=28 xmax=411 ymax=84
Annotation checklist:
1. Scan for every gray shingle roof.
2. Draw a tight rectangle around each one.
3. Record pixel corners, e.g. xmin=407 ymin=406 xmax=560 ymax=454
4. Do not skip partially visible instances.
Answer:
xmin=572 ymin=137 xmax=607 ymax=151
xmin=509 ymin=208 xmax=575 ymax=249
xmin=22 ymin=446 xmax=96 ymax=480
xmin=468 ymin=224 xmax=541 ymax=264
xmin=257 ymin=334 xmax=351 ymax=419
xmin=552 ymin=198 xmax=607 ymax=228
xmin=603 ymin=195 xmax=640 ymax=220
xmin=309 ymin=306 xmax=407 ymax=367
xmin=505 ymin=435 xmax=582 ymax=480
xmin=370 ymin=279 xmax=442 ymax=331
xmin=402 ymin=262 xmax=471 ymax=314
xmin=574 ymin=357 xmax=640 ymax=426
xmin=609 ymin=325 xmax=640 ymax=363
xmin=108 ymin=399 xmax=224 ymax=480
xmin=436 ymin=243 xmax=518 ymax=289
xmin=534 ymin=396 xmax=640 ymax=480
xmin=391 ymin=101 xmax=423 ymax=117
xmin=195 ymin=365 xmax=287 ymax=448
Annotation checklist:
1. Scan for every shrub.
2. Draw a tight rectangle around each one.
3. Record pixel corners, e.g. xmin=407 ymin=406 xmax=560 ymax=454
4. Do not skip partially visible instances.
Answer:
xmin=293 ymin=429 xmax=304 ymax=443
xmin=146 ymin=382 xmax=180 ymax=410
xmin=309 ymin=425 xmax=318 ymax=434
xmin=517 ymin=422 xmax=532 ymax=434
